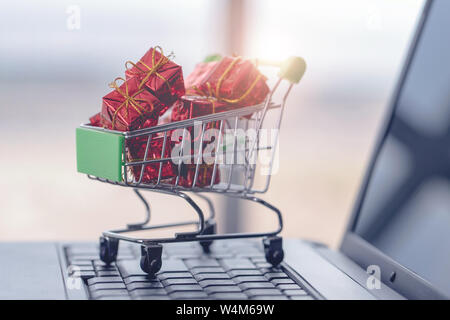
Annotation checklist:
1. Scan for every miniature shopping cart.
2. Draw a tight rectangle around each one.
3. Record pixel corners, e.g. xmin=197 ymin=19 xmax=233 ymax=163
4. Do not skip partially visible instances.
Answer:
xmin=76 ymin=56 xmax=306 ymax=277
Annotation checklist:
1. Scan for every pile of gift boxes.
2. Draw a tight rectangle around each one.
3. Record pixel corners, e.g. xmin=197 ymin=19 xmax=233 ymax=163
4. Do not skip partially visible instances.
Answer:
xmin=88 ymin=46 xmax=270 ymax=187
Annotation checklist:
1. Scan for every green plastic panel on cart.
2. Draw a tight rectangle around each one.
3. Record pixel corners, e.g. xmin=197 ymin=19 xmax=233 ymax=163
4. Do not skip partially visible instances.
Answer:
xmin=76 ymin=127 xmax=124 ymax=182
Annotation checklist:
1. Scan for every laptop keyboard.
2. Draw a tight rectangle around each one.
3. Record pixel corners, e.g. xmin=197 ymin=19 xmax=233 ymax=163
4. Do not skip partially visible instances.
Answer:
xmin=64 ymin=240 xmax=315 ymax=300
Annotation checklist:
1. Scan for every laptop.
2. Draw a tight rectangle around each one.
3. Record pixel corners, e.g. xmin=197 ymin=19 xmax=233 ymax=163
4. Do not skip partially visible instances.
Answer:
xmin=0 ymin=0 xmax=448 ymax=300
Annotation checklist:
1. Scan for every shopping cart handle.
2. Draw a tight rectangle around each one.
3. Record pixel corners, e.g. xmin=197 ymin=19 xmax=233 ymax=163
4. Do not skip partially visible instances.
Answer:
xmin=278 ymin=56 xmax=306 ymax=84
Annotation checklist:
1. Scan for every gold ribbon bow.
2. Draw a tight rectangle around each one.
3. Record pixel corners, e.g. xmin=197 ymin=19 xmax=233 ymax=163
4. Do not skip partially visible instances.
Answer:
xmin=125 ymin=46 xmax=171 ymax=91
xmin=108 ymin=77 xmax=154 ymax=130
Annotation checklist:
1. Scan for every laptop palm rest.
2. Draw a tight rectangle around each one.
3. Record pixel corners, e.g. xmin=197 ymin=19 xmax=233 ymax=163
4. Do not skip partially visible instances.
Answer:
xmin=0 ymin=243 xmax=66 ymax=299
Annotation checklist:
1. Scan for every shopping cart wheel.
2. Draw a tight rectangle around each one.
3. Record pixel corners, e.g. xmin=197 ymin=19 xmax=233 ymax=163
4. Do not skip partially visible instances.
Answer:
xmin=200 ymin=220 xmax=216 ymax=254
xmin=99 ymin=236 xmax=119 ymax=265
xmin=140 ymin=244 xmax=163 ymax=277
xmin=263 ymin=236 xmax=284 ymax=267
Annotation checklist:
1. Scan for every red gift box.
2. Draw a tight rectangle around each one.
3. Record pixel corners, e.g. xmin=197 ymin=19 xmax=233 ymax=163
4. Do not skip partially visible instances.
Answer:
xmin=196 ymin=56 xmax=269 ymax=107
xmin=171 ymin=96 xmax=231 ymax=121
xmin=89 ymin=112 xmax=102 ymax=127
xmin=125 ymin=46 xmax=185 ymax=113
xmin=101 ymin=77 xmax=161 ymax=131
xmin=172 ymin=164 xmax=220 ymax=188
xmin=185 ymin=61 xmax=218 ymax=94
xmin=127 ymin=135 xmax=177 ymax=183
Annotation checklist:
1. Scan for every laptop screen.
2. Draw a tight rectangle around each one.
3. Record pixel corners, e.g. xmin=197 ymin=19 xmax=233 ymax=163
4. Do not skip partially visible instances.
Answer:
xmin=353 ymin=0 xmax=450 ymax=296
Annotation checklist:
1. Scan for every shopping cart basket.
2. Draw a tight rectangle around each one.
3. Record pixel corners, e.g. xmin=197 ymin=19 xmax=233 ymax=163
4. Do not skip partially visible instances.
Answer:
xmin=76 ymin=56 xmax=306 ymax=276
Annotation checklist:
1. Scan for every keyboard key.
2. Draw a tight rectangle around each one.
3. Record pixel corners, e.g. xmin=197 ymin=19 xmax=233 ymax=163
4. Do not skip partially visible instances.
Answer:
xmin=94 ymin=264 xmax=118 ymax=272
xmin=93 ymin=260 xmax=115 ymax=267
xmin=199 ymin=279 xmax=235 ymax=287
xmin=159 ymin=259 xmax=188 ymax=273
xmin=252 ymin=295 xmax=288 ymax=300
xmin=162 ymin=278 xmax=198 ymax=286
xmin=88 ymin=277 xmax=123 ymax=285
xmin=191 ymin=267 xmax=224 ymax=275
xmin=284 ymin=289 xmax=309 ymax=296
xmin=204 ymin=286 xmax=242 ymax=294
xmin=271 ymin=278 xmax=295 ymax=285
xmin=165 ymin=244 xmax=201 ymax=254
xmin=167 ymin=253 xmax=200 ymax=259
xmin=229 ymin=245 xmax=261 ymax=255
xmin=221 ymin=258 xmax=256 ymax=271
xmin=117 ymin=260 xmax=148 ymax=278
xmin=185 ymin=258 xmax=220 ymax=268
xmin=157 ymin=272 xmax=193 ymax=280
xmin=90 ymin=289 xmax=129 ymax=299
xmin=97 ymin=296 xmax=131 ymax=300
xmin=170 ymin=291 xmax=208 ymax=299
xmin=210 ymin=293 xmax=248 ymax=300
xmin=68 ymin=265 xmax=95 ymax=273
xmin=245 ymin=289 xmax=282 ymax=297
xmin=236 ymin=253 xmax=265 ymax=258
xmin=256 ymin=262 xmax=273 ymax=269
xmin=166 ymin=284 xmax=203 ymax=293
xmin=233 ymin=276 xmax=268 ymax=283
xmin=250 ymin=257 xmax=267 ymax=263
xmin=69 ymin=259 xmax=94 ymax=266
xmin=127 ymin=282 xmax=164 ymax=290
xmin=209 ymin=253 xmax=233 ymax=259
xmin=239 ymin=282 xmax=276 ymax=290
xmin=264 ymin=272 xmax=289 ymax=280
xmin=124 ymin=276 xmax=158 ymax=284
xmin=97 ymin=270 xmax=121 ymax=277
xmin=260 ymin=267 xmax=282 ymax=275
xmin=277 ymin=284 xmax=302 ymax=290
xmin=74 ymin=271 xmax=96 ymax=279
xmin=89 ymin=282 xmax=126 ymax=291
xmin=228 ymin=269 xmax=262 ymax=278
xmin=289 ymin=295 xmax=314 ymax=300
xmin=194 ymin=273 xmax=230 ymax=282
xmin=130 ymin=288 xmax=167 ymax=297
xmin=135 ymin=296 xmax=170 ymax=300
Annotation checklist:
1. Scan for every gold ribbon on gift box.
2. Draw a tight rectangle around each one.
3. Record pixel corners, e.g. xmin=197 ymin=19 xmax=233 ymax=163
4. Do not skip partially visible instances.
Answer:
xmin=108 ymin=77 xmax=155 ymax=130
xmin=125 ymin=46 xmax=172 ymax=91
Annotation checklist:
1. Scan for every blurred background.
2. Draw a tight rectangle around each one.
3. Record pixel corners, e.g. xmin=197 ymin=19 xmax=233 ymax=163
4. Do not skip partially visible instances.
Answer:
xmin=0 ymin=0 xmax=424 ymax=248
